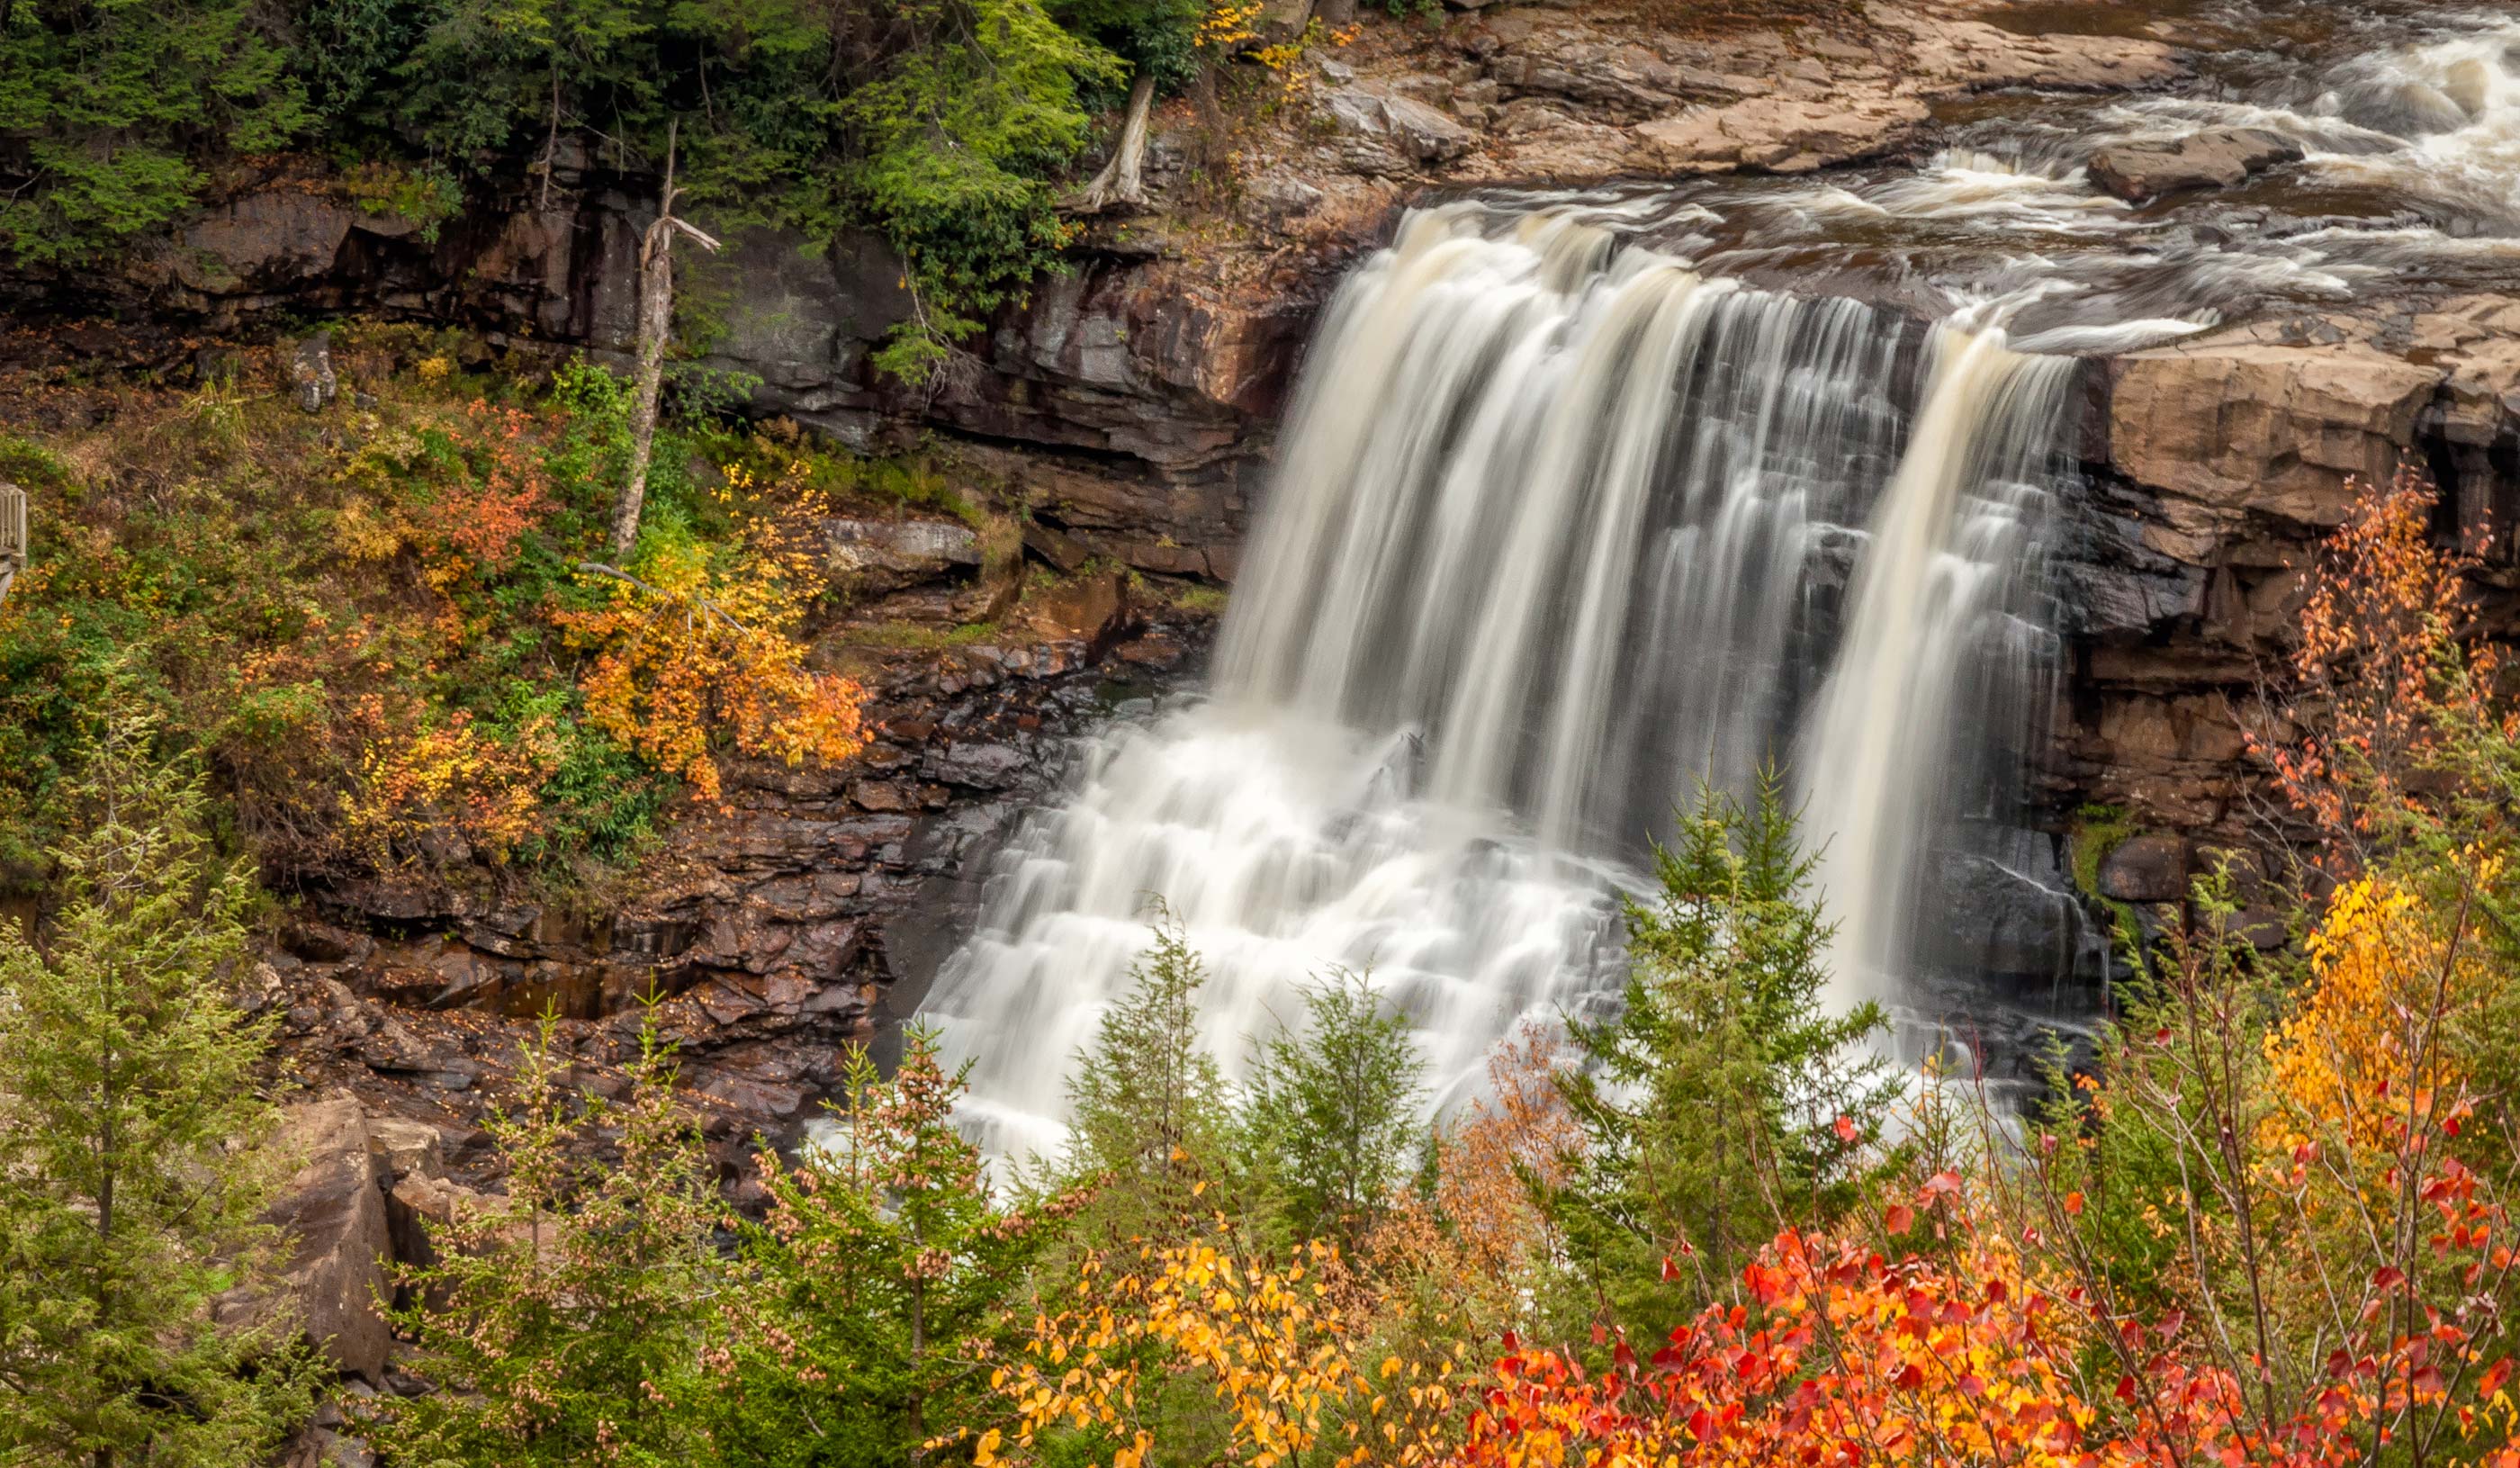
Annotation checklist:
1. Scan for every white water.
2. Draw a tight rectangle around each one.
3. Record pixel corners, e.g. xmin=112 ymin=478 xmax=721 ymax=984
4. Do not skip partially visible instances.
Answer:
xmin=919 ymin=209 xmax=2074 ymax=1161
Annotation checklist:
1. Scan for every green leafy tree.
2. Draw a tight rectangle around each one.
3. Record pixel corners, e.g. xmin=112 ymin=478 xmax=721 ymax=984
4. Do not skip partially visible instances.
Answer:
xmin=364 ymin=1013 xmax=719 ymax=1467
xmin=0 ymin=696 xmax=321 ymax=1467
xmin=1242 ymin=968 xmax=1426 ymax=1246
xmin=1547 ymin=776 xmax=1894 ymax=1336
xmin=0 ymin=0 xmax=309 ymax=265
xmin=709 ymin=1027 xmax=1065 ymax=1468
xmin=842 ymin=0 xmax=1117 ymax=381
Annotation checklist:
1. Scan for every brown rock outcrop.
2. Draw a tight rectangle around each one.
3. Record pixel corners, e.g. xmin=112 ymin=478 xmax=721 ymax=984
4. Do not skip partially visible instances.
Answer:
xmin=2107 ymin=334 xmax=2444 ymax=528
xmin=220 ymin=1097 xmax=392 ymax=1382
xmin=2088 ymin=128 xmax=2306 ymax=203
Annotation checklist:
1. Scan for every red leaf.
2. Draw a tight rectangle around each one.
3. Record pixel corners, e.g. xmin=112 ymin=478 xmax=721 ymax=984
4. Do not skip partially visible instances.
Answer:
xmin=2480 ymin=1358 xmax=2512 ymax=1395
xmin=1662 ymin=1256 xmax=1681 ymax=1283
xmin=1501 ymin=1329 xmax=1521 ymax=1353
xmin=2064 ymin=1191 xmax=2084 ymax=1217
xmin=1886 ymin=1203 xmax=1915 ymax=1236
xmin=2373 ymin=1265 xmax=2407 ymax=1292
xmin=1833 ymin=1114 xmax=1859 ymax=1144
xmin=1922 ymin=1171 xmax=1962 ymax=1198
xmin=1591 ymin=1320 xmax=1607 ymax=1346
xmin=2116 ymin=1374 xmax=2138 ymax=1403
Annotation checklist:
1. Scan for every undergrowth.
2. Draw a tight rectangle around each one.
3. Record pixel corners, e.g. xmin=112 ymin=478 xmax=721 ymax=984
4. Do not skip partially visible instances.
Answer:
xmin=0 ymin=330 xmax=922 ymax=901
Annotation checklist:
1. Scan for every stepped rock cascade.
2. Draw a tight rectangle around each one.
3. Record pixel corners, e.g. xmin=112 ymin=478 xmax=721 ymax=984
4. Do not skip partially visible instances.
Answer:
xmin=919 ymin=206 xmax=2082 ymax=1162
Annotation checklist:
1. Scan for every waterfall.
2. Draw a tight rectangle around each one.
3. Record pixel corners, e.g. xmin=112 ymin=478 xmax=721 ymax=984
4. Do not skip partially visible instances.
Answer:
xmin=917 ymin=204 xmax=2077 ymax=1162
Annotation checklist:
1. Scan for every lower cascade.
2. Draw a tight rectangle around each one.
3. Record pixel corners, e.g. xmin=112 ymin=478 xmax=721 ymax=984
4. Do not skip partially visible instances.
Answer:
xmin=922 ymin=205 xmax=2084 ymax=1163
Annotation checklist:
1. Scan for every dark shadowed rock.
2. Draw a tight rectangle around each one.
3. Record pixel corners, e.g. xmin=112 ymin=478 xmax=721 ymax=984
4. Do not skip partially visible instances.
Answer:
xmin=2097 ymin=833 xmax=2191 ymax=903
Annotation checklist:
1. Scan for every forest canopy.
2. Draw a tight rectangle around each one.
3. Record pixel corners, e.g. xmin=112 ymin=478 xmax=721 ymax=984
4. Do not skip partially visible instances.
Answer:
xmin=0 ymin=0 xmax=1195 ymax=365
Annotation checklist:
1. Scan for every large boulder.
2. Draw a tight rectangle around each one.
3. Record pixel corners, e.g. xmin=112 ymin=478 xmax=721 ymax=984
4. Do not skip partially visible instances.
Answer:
xmin=2088 ymin=128 xmax=2306 ymax=203
xmin=1324 ymin=87 xmax=1477 ymax=176
xmin=2097 ymin=833 xmax=2192 ymax=904
xmin=152 ymin=191 xmax=357 ymax=296
xmin=2108 ymin=335 xmax=2444 ymax=530
xmin=221 ymin=1096 xmax=392 ymax=1382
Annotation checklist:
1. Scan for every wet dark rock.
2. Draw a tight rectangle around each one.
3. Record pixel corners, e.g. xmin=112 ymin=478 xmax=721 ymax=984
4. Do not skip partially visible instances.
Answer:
xmin=2087 ymin=128 xmax=2306 ymax=204
xmin=2097 ymin=833 xmax=2191 ymax=904
xmin=922 ymin=740 xmax=1030 ymax=790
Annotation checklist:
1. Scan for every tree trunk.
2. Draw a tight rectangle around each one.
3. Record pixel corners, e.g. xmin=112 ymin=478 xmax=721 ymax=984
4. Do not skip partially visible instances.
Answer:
xmin=1076 ymin=73 xmax=1158 ymax=214
xmin=609 ymin=124 xmax=718 ymax=563
xmin=610 ymin=220 xmax=676 ymax=563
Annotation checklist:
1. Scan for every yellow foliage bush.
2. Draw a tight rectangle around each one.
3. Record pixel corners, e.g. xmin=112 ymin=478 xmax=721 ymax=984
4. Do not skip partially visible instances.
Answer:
xmin=2264 ymin=864 xmax=2499 ymax=1163
xmin=338 ymin=696 xmax=561 ymax=866
xmin=558 ymin=461 xmax=866 ymax=802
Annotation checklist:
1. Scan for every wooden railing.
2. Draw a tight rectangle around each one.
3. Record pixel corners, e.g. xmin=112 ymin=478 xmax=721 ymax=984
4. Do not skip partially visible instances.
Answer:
xmin=0 ymin=481 xmax=23 ymax=610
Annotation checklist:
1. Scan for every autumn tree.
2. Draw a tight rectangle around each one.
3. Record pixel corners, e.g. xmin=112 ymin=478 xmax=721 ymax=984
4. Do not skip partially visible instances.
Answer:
xmin=560 ymin=456 xmax=866 ymax=801
xmin=0 ymin=694 xmax=322 ymax=1467
xmin=1548 ymin=776 xmax=1894 ymax=1336
xmin=979 ymin=1227 xmax=1472 ymax=1468
xmin=709 ymin=1028 xmax=1069 ymax=1468
xmin=364 ymin=1015 xmax=720 ymax=1467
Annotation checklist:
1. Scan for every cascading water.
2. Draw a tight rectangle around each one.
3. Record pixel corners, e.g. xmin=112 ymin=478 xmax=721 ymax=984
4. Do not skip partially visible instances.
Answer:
xmin=918 ymin=205 xmax=2079 ymax=1162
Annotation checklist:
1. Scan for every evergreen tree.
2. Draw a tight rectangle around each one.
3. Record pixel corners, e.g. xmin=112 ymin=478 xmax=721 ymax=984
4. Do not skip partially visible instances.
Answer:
xmin=711 ymin=1027 xmax=1060 ymax=1468
xmin=1547 ymin=775 xmax=1894 ymax=1337
xmin=1243 ymin=968 xmax=1426 ymax=1245
xmin=365 ymin=1014 xmax=719 ymax=1466
xmin=1058 ymin=913 xmax=1236 ymax=1238
xmin=0 ymin=697 xmax=321 ymax=1467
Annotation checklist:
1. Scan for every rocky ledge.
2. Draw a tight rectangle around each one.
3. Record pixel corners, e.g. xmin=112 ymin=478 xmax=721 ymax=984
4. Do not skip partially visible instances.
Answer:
xmin=264 ymin=519 xmax=1209 ymax=1190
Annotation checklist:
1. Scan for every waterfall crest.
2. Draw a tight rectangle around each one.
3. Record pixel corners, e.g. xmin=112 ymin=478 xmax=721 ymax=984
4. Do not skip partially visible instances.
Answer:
xmin=918 ymin=205 xmax=2077 ymax=1161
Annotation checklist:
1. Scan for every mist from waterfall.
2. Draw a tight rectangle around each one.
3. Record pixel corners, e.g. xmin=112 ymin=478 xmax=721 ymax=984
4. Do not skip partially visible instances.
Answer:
xmin=917 ymin=205 xmax=2077 ymax=1163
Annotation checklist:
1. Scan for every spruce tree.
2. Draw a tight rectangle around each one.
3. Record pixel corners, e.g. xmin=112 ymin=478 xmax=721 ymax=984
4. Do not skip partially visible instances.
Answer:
xmin=0 ymin=698 xmax=320 ymax=1468
xmin=1060 ymin=913 xmax=1235 ymax=1238
xmin=1547 ymin=774 xmax=1894 ymax=1337
xmin=366 ymin=1015 xmax=718 ymax=1466
xmin=1243 ymin=969 xmax=1427 ymax=1246
xmin=712 ymin=1027 xmax=1057 ymax=1468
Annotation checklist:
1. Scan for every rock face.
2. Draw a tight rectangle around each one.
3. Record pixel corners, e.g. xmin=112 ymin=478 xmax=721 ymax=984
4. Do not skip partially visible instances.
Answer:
xmin=824 ymin=517 xmax=983 ymax=595
xmin=2060 ymin=299 xmax=2520 ymax=858
xmin=1636 ymin=94 xmax=1933 ymax=173
xmin=221 ymin=1097 xmax=392 ymax=1382
xmin=2107 ymin=333 xmax=2444 ymax=531
xmin=2088 ymin=129 xmax=2306 ymax=203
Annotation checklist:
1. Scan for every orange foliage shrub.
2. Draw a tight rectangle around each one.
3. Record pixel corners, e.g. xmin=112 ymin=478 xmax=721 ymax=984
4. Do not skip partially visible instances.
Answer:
xmin=2255 ymin=467 xmax=2509 ymax=846
xmin=558 ymin=461 xmax=865 ymax=801
xmin=334 ymin=401 xmax=557 ymax=589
